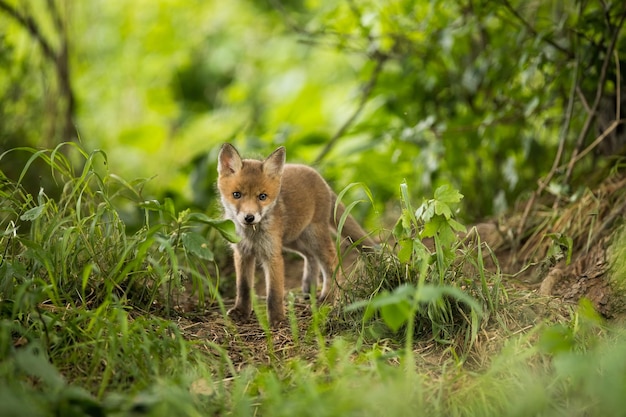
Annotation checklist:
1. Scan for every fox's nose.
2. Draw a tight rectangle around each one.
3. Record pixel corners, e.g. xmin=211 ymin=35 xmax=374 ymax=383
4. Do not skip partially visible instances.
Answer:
xmin=244 ymin=214 xmax=255 ymax=224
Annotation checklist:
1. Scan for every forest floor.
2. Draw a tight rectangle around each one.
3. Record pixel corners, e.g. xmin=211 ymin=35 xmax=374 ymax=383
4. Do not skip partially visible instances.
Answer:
xmin=172 ymin=171 xmax=626 ymax=371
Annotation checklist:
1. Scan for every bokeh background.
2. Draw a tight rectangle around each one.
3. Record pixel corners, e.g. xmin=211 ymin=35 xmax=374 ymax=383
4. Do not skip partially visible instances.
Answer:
xmin=2 ymin=0 xmax=625 ymax=227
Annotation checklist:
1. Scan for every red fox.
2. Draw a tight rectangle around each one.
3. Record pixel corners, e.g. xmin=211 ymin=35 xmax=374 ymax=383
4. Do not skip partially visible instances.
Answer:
xmin=217 ymin=143 xmax=374 ymax=326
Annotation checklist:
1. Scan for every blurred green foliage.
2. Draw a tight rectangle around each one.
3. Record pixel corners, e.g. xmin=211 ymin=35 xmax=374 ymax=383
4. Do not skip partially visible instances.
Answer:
xmin=1 ymin=0 xmax=625 ymax=225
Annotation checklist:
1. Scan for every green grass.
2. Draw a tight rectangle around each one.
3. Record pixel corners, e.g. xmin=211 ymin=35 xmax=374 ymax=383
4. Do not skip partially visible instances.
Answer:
xmin=1 ymin=145 xmax=626 ymax=416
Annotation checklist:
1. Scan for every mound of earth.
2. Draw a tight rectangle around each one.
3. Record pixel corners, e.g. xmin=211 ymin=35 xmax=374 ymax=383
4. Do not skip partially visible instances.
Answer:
xmin=477 ymin=172 xmax=626 ymax=319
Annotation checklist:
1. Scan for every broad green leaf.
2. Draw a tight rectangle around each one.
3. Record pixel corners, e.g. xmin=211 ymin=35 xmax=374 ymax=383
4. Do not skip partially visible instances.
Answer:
xmin=434 ymin=200 xmax=452 ymax=219
xmin=392 ymin=217 xmax=406 ymax=240
xmin=448 ymin=218 xmax=467 ymax=233
xmin=20 ymin=205 xmax=46 ymax=221
xmin=138 ymin=200 xmax=163 ymax=211
xmin=0 ymin=388 xmax=44 ymax=417
xmin=380 ymin=301 xmax=412 ymax=332
xmin=361 ymin=284 xmax=416 ymax=331
xmin=15 ymin=345 xmax=65 ymax=387
xmin=397 ymin=238 xmax=413 ymax=264
xmin=417 ymin=284 xmax=483 ymax=315
xmin=577 ymin=297 xmax=603 ymax=325
xmin=188 ymin=213 xmax=241 ymax=243
xmin=438 ymin=224 xmax=456 ymax=249
xmin=137 ymin=199 xmax=177 ymax=221
xmin=400 ymin=208 xmax=412 ymax=231
xmin=422 ymin=215 xmax=445 ymax=238
xmin=214 ymin=221 xmax=241 ymax=243
xmin=434 ymin=185 xmax=463 ymax=204
xmin=182 ymin=232 xmax=214 ymax=261
xmin=539 ymin=324 xmax=575 ymax=354
xmin=164 ymin=197 xmax=176 ymax=218
xmin=369 ymin=285 xmax=414 ymax=309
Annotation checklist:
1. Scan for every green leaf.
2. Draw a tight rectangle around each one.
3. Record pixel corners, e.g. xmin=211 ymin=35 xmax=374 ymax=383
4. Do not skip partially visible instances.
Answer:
xmin=138 ymin=200 xmax=163 ymax=211
xmin=188 ymin=213 xmax=241 ymax=243
xmin=164 ymin=197 xmax=176 ymax=218
xmin=57 ymin=386 xmax=104 ymax=417
xmin=365 ymin=285 xmax=415 ymax=332
xmin=416 ymin=201 xmax=435 ymax=222
xmin=380 ymin=301 xmax=412 ymax=332
xmin=417 ymin=285 xmax=483 ymax=315
xmin=422 ymin=215 xmax=445 ymax=238
xmin=577 ymin=297 xmax=603 ymax=326
xmin=438 ymin=224 xmax=456 ymax=249
xmin=434 ymin=185 xmax=463 ymax=204
xmin=397 ymin=238 xmax=413 ymax=264
xmin=392 ymin=217 xmax=406 ymax=240
xmin=182 ymin=232 xmax=214 ymax=261
xmin=434 ymin=200 xmax=452 ymax=219
xmin=137 ymin=199 xmax=177 ymax=222
xmin=539 ymin=324 xmax=575 ymax=354
xmin=15 ymin=344 xmax=65 ymax=387
xmin=448 ymin=218 xmax=467 ymax=233
xmin=20 ymin=205 xmax=46 ymax=221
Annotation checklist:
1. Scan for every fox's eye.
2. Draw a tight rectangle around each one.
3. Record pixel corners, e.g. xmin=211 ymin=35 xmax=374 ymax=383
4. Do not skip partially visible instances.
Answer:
xmin=233 ymin=192 xmax=241 ymax=199
xmin=258 ymin=193 xmax=267 ymax=201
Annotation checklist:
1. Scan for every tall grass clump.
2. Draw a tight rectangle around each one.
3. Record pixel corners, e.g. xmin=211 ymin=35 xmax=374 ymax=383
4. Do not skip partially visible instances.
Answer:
xmin=1 ymin=145 xmax=237 ymax=312
xmin=0 ymin=144 xmax=236 ymax=407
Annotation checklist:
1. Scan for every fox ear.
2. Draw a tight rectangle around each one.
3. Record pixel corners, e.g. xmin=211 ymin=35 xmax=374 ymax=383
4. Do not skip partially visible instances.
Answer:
xmin=218 ymin=143 xmax=243 ymax=176
xmin=263 ymin=146 xmax=285 ymax=178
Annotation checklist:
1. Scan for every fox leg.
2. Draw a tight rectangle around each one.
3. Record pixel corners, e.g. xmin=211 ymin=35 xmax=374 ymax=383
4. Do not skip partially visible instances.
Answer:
xmin=291 ymin=226 xmax=338 ymax=302
xmin=301 ymin=255 xmax=321 ymax=299
xmin=299 ymin=223 xmax=338 ymax=302
xmin=317 ymin=244 xmax=338 ymax=302
xmin=263 ymin=252 xmax=286 ymax=326
xmin=228 ymin=249 xmax=255 ymax=321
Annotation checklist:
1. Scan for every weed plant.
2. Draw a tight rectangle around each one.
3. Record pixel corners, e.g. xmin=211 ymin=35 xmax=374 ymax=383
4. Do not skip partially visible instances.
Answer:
xmin=335 ymin=182 xmax=502 ymax=359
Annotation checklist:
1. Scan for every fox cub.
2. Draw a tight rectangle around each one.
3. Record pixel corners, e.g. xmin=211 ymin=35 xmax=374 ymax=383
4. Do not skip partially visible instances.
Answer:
xmin=217 ymin=143 xmax=374 ymax=326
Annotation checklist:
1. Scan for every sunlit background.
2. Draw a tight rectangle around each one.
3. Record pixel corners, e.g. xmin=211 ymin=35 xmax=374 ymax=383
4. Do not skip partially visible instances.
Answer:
xmin=2 ymin=0 xmax=624 ymax=224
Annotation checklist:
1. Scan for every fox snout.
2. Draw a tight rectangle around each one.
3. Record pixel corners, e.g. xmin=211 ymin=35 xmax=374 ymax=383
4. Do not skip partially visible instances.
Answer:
xmin=233 ymin=207 xmax=262 ymax=227
xmin=240 ymin=212 xmax=262 ymax=226
xmin=222 ymin=195 xmax=271 ymax=228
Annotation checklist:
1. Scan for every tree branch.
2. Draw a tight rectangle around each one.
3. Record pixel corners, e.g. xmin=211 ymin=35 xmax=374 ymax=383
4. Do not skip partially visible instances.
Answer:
xmin=517 ymin=54 xmax=580 ymax=236
xmin=564 ymin=11 xmax=626 ymax=182
xmin=0 ymin=0 xmax=77 ymax=141
xmin=0 ymin=0 xmax=57 ymax=61
xmin=564 ymin=50 xmax=624 ymax=168
xmin=314 ymin=52 xmax=387 ymax=165
xmin=499 ymin=0 xmax=574 ymax=59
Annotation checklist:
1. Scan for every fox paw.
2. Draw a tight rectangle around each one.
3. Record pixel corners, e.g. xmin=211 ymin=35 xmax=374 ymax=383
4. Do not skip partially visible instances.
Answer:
xmin=227 ymin=307 xmax=251 ymax=323
xmin=269 ymin=318 xmax=287 ymax=329
xmin=317 ymin=292 xmax=334 ymax=305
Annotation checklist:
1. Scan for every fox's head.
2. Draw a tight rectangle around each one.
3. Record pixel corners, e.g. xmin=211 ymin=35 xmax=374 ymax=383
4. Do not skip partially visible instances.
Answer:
xmin=217 ymin=143 xmax=285 ymax=229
